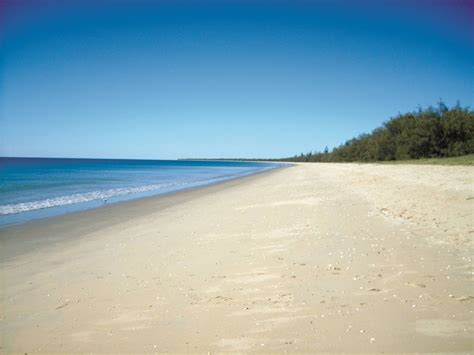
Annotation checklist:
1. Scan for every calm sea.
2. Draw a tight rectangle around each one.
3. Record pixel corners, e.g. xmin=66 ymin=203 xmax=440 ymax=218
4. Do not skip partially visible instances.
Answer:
xmin=0 ymin=158 xmax=284 ymax=227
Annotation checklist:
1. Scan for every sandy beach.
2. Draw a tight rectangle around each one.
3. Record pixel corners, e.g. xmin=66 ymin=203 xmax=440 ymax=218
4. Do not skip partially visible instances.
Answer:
xmin=0 ymin=163 xmax=473 ymax=352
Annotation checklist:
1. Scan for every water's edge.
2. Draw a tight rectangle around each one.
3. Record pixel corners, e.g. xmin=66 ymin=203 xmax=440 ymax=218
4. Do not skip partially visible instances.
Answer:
xmin=0 ymin=162 xmax=289 ymax=230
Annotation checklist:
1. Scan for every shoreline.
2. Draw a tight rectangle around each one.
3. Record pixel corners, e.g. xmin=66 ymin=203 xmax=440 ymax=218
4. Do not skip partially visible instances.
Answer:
xmin=1 ymin=163 xmax=472 ymax=352
xmin=0 ymin=158 xmax=286 ymax=230
xmin=0 ymin=165 xmax=286 ymax=260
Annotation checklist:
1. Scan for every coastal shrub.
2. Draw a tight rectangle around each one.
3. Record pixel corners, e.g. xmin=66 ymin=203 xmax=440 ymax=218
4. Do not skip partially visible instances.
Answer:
xmin=285 ymin=102 xmax=474 ymax=162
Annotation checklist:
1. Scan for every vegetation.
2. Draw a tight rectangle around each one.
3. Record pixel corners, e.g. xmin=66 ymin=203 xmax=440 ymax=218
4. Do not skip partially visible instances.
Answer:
xmin=285 ymin=102 xmax=474 ymax=164
xmin=378 ymin=154 xmax=474 ymax=166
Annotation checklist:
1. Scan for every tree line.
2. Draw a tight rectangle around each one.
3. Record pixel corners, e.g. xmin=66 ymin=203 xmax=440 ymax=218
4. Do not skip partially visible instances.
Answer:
xmin=284 ymin=102 xmax=474 ymax=162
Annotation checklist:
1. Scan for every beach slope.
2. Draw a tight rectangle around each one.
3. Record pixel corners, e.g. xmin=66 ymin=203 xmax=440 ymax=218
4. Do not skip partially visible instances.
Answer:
xmin=0 ymin=163 xmax=473 ymax=352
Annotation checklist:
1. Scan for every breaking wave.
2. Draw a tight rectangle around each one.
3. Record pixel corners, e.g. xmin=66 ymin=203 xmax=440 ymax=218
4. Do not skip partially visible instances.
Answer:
xmin=0 ymin=183 xmax=176 ymax=215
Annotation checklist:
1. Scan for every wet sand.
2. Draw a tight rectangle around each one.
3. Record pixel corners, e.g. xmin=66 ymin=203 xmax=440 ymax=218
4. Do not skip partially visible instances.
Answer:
xmin=0 ymin=163 xmax=473 ymax=352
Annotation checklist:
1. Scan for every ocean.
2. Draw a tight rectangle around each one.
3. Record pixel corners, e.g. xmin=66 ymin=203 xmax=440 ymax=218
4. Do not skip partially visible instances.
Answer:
xmin=0 ymin=157 xmax=284 ymax=227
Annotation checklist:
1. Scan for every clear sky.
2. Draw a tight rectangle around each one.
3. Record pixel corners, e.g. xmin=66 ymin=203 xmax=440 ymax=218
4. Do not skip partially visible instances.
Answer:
xmin=1 ymin=0 xmax=473 ymax=159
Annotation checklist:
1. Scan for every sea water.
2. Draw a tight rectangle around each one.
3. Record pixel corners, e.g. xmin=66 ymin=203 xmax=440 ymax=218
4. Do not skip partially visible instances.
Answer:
xmin=0 ymin=158 xmax=284 ymax=227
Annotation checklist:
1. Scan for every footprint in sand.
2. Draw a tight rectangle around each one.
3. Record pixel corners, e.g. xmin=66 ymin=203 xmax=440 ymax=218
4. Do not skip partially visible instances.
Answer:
xmin=208 ymin=295 xmax=233 ymax=304
xmin=368 ymin=288 xmax=382 ymax=293
xmin=455 ymin=295 xmax=474 ymax=302
xmin=406 ymin=282 xmax=427 ymax=288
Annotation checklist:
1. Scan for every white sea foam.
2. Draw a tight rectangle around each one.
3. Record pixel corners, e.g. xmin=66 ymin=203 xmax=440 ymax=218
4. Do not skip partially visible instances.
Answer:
xmin=0 ymin=183 xmax=175 ymax=215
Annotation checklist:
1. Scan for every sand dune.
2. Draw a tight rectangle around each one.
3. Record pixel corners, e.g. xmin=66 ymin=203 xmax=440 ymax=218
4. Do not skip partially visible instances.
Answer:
xmin=0 ymin=163 xmax=472 ymax=352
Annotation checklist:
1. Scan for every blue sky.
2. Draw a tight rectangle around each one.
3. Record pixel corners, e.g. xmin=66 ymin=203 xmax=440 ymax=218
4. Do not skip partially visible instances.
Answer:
xmin=1 ymin=0 xmax=473 ymax=159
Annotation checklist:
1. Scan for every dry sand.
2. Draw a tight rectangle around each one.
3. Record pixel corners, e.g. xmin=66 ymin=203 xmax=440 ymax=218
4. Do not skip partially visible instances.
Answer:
xmin=0 ymin=163 xmax=473 ymax=352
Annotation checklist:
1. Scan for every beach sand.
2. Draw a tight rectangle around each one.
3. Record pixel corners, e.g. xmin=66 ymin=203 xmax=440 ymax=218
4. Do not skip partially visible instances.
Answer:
xmin=0 ymin=163 xmax=473 ymax=352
